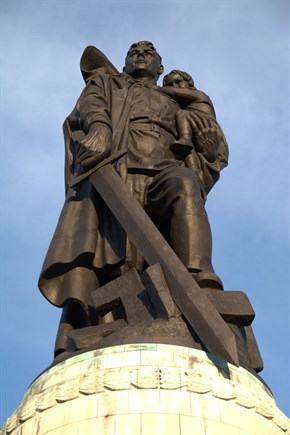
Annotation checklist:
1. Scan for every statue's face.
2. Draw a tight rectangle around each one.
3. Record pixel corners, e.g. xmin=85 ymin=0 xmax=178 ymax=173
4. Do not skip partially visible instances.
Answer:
xmin=165 ymin=73 xmax=188 ymax=88
xmin=124 ymin=44 xmax=164 ymax=82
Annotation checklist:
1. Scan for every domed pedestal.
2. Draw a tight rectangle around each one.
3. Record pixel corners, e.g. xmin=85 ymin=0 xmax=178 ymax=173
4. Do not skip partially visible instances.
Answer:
xmin=2 ymin=344 xmax=289 ymax=435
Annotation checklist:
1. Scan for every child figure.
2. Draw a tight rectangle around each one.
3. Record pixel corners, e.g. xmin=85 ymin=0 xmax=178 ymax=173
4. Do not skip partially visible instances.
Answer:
xmin=161 ymin=70 xmax=216 ymax=159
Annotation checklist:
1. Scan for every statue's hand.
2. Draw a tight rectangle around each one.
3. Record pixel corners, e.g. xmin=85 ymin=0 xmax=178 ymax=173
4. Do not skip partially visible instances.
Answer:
xmin=188 ymin=113 xmax=219 ymax=162
xmin=76 ymin=123 xmax=111 ymax=169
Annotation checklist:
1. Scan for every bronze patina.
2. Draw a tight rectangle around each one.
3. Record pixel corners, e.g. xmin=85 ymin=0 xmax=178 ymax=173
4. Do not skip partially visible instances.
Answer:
xmin=39 ymin=42 xmax=262 ymax=373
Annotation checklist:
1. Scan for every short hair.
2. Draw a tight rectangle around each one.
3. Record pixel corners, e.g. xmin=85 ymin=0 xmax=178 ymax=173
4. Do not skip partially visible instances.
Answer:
xmin=126 ymin=41 xmax=162 ymax=64
xmin=163 ymin=69 xmax=195 ymax=88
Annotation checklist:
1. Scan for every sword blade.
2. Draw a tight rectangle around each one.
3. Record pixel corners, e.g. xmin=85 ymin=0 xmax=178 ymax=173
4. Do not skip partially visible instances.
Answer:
xmin=90 ymin=165 xmax=239 ymax=366
xmin=68 ymin=149 xmax=127 ymax=188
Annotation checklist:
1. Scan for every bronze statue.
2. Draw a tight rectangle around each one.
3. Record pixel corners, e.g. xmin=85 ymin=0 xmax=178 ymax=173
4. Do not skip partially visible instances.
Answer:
xmin=39 ymin=41 xmax=231 ymax=358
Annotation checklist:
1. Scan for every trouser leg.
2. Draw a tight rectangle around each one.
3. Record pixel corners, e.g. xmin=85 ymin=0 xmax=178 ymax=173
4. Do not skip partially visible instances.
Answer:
xmin=146 ymin=166 xmax=214 ymax=273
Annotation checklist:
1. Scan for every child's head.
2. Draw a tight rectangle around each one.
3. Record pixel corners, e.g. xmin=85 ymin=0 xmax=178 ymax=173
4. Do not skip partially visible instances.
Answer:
xmin=163 ymin=70 xmax=196 ymax=89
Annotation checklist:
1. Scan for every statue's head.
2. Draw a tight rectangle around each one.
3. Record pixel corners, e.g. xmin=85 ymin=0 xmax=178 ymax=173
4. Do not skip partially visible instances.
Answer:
xmin=124 ymin=41 xmax=164 ymax=84
xmin=163 ymin=69 xmax=195 ymax=89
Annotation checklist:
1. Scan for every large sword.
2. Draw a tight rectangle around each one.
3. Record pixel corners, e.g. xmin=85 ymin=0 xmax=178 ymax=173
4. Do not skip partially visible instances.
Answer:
xmin=69 ymin=153 xmax=239 ymax=366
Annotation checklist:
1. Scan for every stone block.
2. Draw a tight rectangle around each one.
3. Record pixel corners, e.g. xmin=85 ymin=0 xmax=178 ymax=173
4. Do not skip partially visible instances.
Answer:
xmin=107 ymin=350 xmax=140 ymax=368
xmin=204 ymin=419 xmax=241 ymax=435
xmin=190 ymin=394 xmax=221 ymax=421
xmin=78 ymin=416 xmax=115 ymax=434
xmin=69 ymin=394 xmax=98 ymax=422
xmin=97 ymin=390 xmax=129 ymax=417
xmin=43 ymin=422 xmax=79 ymax=435
xmin=140 ymin=350 xmax=174 ymax=366
xmin=41 ymin=402 xmax=70 ymax=433
xmin=129 ymin=389 xmax=160 ymax=413
xmin=159 ymin=390 xmax=191 ymax=415
xmin=15 ymin=417 xmax=42 ymax=435
xmin=141 ymin=413 xmax=180 ymax=435
xmin=115 ymin=414 xmax=141 ymax=435
xmin=180 ymin=415 xmax=205 ymax=435
xmin=173 ymin=349 xmax=189 ymax=368
xmin=124 ymin=343 xmax=157 ymax=352
xmin=2 ymin=344 xmax=289 ymax=435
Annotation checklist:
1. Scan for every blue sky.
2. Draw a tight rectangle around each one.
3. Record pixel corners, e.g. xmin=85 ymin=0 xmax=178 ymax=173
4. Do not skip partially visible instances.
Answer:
xmin=1 ymin=0 xmax=289 ymax=426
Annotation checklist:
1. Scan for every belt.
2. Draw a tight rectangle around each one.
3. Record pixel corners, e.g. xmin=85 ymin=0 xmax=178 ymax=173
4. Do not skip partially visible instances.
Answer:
xmin=129 ymin=122 xmax=168 ymax=134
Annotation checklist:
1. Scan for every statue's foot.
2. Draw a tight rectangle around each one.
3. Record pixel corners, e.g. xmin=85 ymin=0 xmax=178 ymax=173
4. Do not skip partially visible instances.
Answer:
xmin=193 ymin=271 xmax=224 ymax=290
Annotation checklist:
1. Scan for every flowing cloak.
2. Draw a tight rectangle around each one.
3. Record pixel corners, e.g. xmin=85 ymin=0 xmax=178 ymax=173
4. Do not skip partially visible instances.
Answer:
xmin=38 ymin=70 xmax=228 ymax=312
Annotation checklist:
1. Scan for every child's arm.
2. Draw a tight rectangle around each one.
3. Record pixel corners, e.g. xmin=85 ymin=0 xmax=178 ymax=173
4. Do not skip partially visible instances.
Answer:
xmin=157 ymin=86 xmax=200 ymax=106
xmin=158 ymin=87 xmax=215 ymax=119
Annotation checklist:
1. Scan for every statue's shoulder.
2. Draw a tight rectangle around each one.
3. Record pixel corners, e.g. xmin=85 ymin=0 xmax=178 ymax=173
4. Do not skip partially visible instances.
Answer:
xmin=83 ymin=73 xmax=131 ymax=97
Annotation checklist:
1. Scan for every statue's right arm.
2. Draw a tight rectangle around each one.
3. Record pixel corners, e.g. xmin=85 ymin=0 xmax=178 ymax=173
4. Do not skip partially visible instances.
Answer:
xmin=76 ymin=77 xmax=112 ymax=170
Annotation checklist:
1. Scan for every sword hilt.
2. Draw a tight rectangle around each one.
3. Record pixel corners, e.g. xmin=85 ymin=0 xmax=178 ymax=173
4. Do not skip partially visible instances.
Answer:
xmin=68 ymin=149 xmax=128 ymax=188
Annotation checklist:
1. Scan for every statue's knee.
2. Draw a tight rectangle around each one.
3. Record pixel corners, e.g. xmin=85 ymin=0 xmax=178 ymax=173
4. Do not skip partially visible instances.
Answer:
xmin=177 ymin=174 xmax=200 ymax=198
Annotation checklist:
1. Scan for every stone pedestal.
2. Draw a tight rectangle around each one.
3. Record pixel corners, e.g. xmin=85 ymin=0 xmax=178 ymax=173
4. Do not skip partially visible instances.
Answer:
xmin=2 ymin=344 xmax=289 ymax=435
